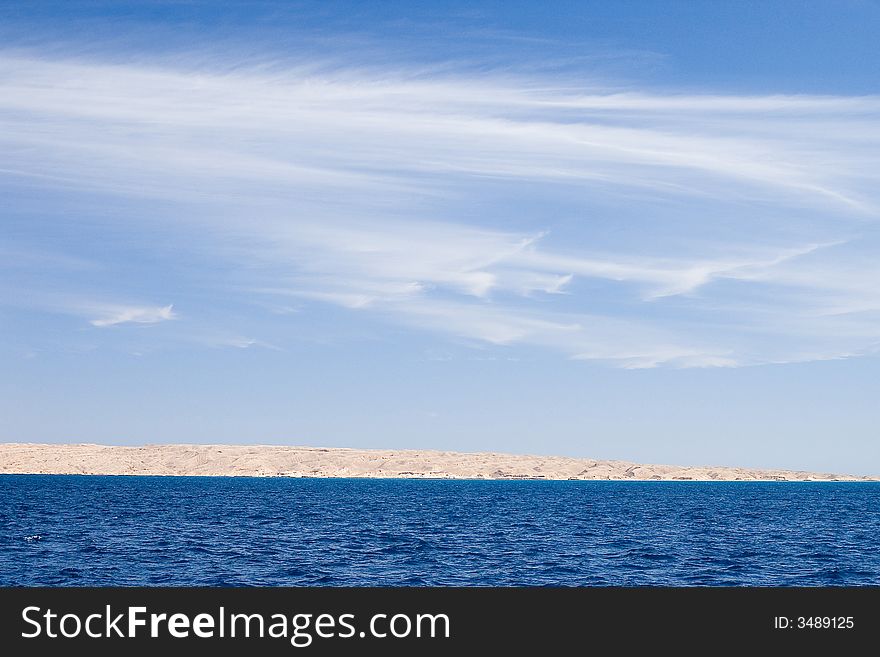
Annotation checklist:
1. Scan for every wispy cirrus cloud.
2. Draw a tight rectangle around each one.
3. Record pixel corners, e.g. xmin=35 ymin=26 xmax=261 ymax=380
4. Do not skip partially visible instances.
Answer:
xmin=2 ymin=55 xmax=878 ymax=209
xmin=1 ymin=52 xmax=879 ymax=366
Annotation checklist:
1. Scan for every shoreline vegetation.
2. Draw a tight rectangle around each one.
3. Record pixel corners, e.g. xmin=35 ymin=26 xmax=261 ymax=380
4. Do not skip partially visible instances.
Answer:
xmin=0 ymin=444 xmax=874 ymax=481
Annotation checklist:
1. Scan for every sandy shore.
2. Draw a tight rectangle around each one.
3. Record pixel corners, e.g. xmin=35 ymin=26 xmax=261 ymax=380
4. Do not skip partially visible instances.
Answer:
xmin=0 ymin=443 xmax=873 ymax=481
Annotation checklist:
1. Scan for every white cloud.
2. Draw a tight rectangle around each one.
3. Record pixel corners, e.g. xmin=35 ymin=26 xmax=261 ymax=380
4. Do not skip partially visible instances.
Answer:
xmin=2 ymin=55 xmax=877 ymax=209
xmin=90 ymin=304 xmax=176 ymax=327
xmin=2 ymin=52 xmax=879 ymax=366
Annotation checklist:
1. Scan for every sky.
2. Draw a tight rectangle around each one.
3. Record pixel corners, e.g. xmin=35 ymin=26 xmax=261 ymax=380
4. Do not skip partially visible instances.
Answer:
xmin=1 ymin=1 xmax=879 ymax=474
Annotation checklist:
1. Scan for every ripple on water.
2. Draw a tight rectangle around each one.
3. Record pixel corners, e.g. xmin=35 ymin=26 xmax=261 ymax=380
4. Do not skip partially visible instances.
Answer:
xmin=0 ymin=477 xmax=878 ymax=586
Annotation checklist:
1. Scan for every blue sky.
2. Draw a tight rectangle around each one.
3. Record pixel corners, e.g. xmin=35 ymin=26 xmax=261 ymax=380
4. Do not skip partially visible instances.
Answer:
xmin=1 ymin=1 xmax=879 ymax=474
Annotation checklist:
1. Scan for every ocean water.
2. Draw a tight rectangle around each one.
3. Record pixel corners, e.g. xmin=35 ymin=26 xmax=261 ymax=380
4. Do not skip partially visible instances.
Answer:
xmin=1 ymin=475 xmax=878 ymax=586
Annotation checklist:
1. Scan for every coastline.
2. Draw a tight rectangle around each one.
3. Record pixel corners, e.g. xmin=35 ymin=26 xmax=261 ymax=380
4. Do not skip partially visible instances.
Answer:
xmin=0 ymin=443 xmax=873 ymax=482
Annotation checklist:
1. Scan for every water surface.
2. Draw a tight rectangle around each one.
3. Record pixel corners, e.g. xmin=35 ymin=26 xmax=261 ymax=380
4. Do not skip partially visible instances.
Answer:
xmin=2 ymin=476 xmax=878 ymax=586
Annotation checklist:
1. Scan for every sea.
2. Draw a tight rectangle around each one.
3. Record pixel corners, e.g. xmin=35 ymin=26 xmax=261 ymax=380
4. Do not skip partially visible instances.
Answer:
xmin=1 ymin=475 xmax=878 ymax=586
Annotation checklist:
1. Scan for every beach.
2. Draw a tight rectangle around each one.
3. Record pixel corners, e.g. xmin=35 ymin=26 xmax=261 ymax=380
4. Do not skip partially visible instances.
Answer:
xmin=0 ymin=443 xmax=872 ymax=481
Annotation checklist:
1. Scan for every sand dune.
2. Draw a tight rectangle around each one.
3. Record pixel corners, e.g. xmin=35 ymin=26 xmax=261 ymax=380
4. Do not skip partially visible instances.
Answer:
xmin=0 ymin=443 xmax=873 ymax=481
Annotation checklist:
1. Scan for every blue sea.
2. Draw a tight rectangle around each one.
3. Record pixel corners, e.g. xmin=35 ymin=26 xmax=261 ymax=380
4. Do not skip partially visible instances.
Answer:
xmin=1 ymin=476 xmax=878 ymax=586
